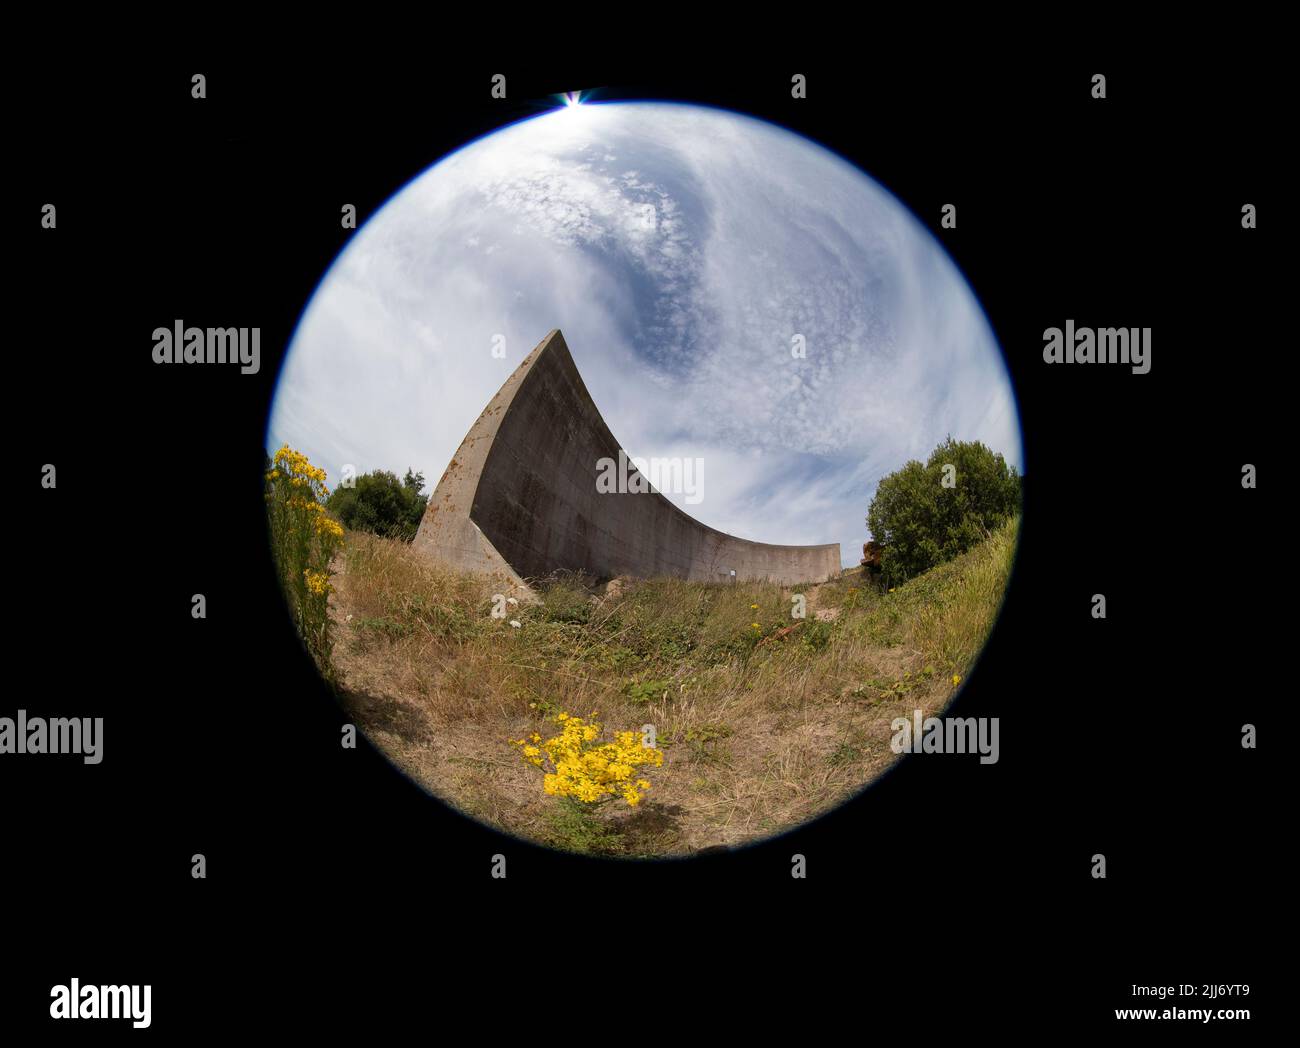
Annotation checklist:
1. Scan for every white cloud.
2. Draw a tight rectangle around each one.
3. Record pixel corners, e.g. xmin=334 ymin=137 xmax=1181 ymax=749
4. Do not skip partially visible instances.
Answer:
xmin=269 ymin=103 xmax=1022 ymax=568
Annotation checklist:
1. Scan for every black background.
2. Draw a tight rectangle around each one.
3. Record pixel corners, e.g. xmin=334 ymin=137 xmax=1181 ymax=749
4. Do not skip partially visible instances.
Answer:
xmin=7 ymin=54 xmax=1279 ymax=1033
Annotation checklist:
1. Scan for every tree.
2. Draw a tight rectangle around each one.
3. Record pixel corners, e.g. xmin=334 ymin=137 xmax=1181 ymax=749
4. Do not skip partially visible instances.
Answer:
xmin=326 ymin=468 xmax=429 ymax=541
xmin=866 ymin=438 xmax=1020 ymax=586
xmin=402 ymin=469 xmax=425 ymax=499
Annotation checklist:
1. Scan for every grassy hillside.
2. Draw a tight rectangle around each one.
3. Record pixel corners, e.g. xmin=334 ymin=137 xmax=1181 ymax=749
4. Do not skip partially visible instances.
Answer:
xmin=327 ymin=516 xmax=1019 ymax=856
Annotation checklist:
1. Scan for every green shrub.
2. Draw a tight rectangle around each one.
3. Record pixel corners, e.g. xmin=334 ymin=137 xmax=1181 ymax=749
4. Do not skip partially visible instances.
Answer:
xmin=867 ymin=437 xmax=1020 ymax=587
xmin=537 ymin=575 xmax=595 ymax=624
xmin=799 ymin=619 xmax=835 ymax=653
xmin=544 ymin=796 xmax=625 ymax=855
xmin=624 ymin=677 xmax=672 ymax=704
xmin=326 ymin=468 xmax=428 ymax=541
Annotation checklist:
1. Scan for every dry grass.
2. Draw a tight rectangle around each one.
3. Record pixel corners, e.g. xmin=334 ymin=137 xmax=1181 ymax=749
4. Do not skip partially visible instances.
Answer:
xmin=326 ymin=517 xmax=1019 ymax=856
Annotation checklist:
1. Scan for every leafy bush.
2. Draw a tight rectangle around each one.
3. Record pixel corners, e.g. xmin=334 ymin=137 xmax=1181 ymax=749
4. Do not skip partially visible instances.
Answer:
xmin=325 ymin=468 xmax=428 ymax=541
xmin=536 ymin=575 xmax=595 ymax=624
xmin=867 ymin=437 xmax=1020 ymax=587
xmin=799 ymin=619 xmax=835 ymax=653
xmin=624 ymin=677 xmax=671 ymax=704
xmin=544 ymin=796 xmax=626 ymax=855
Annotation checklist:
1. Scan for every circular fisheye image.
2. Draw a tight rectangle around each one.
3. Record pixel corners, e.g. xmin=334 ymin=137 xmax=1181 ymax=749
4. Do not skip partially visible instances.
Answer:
xmin=265 ymin=100 xmax=1023 ymax=857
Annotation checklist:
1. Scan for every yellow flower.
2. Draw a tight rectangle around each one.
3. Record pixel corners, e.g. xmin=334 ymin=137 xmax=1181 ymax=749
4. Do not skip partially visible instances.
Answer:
xmin=303 ymin=569 xmax=330 ymax=596
xmin=952 ymin=674 xmax=962 ymax=686
xmin=511 ymin=710 xmax=662 ymax=807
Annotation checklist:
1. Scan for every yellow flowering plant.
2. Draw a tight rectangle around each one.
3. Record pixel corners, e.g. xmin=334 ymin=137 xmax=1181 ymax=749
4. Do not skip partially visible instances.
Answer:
xmin=512 ymin=711 xmax=663 ymax=807
xmin=266 ymin=445 xmax=344 ymax=674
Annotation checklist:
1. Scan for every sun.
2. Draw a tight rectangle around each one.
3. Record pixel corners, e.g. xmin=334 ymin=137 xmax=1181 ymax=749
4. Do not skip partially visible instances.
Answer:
xmin=556 ymin=89 xmax=590 ymax=112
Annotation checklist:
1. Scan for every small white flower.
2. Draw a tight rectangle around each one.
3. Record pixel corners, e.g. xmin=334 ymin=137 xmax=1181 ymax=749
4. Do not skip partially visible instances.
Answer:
xmin=509 ymin=619 xmax=522 ymax=628
xmin=345 ymin=614 xmax=353 ymax=623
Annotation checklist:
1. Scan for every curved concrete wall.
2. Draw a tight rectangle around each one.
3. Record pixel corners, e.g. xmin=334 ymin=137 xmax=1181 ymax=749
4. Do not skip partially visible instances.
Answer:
xmin=413 ymin=330 xmax=840 ymax=587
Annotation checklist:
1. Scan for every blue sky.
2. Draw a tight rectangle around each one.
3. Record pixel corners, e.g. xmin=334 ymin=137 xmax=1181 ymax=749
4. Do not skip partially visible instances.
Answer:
xmin=268 ymin=102 xmax=1022 ymax=567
